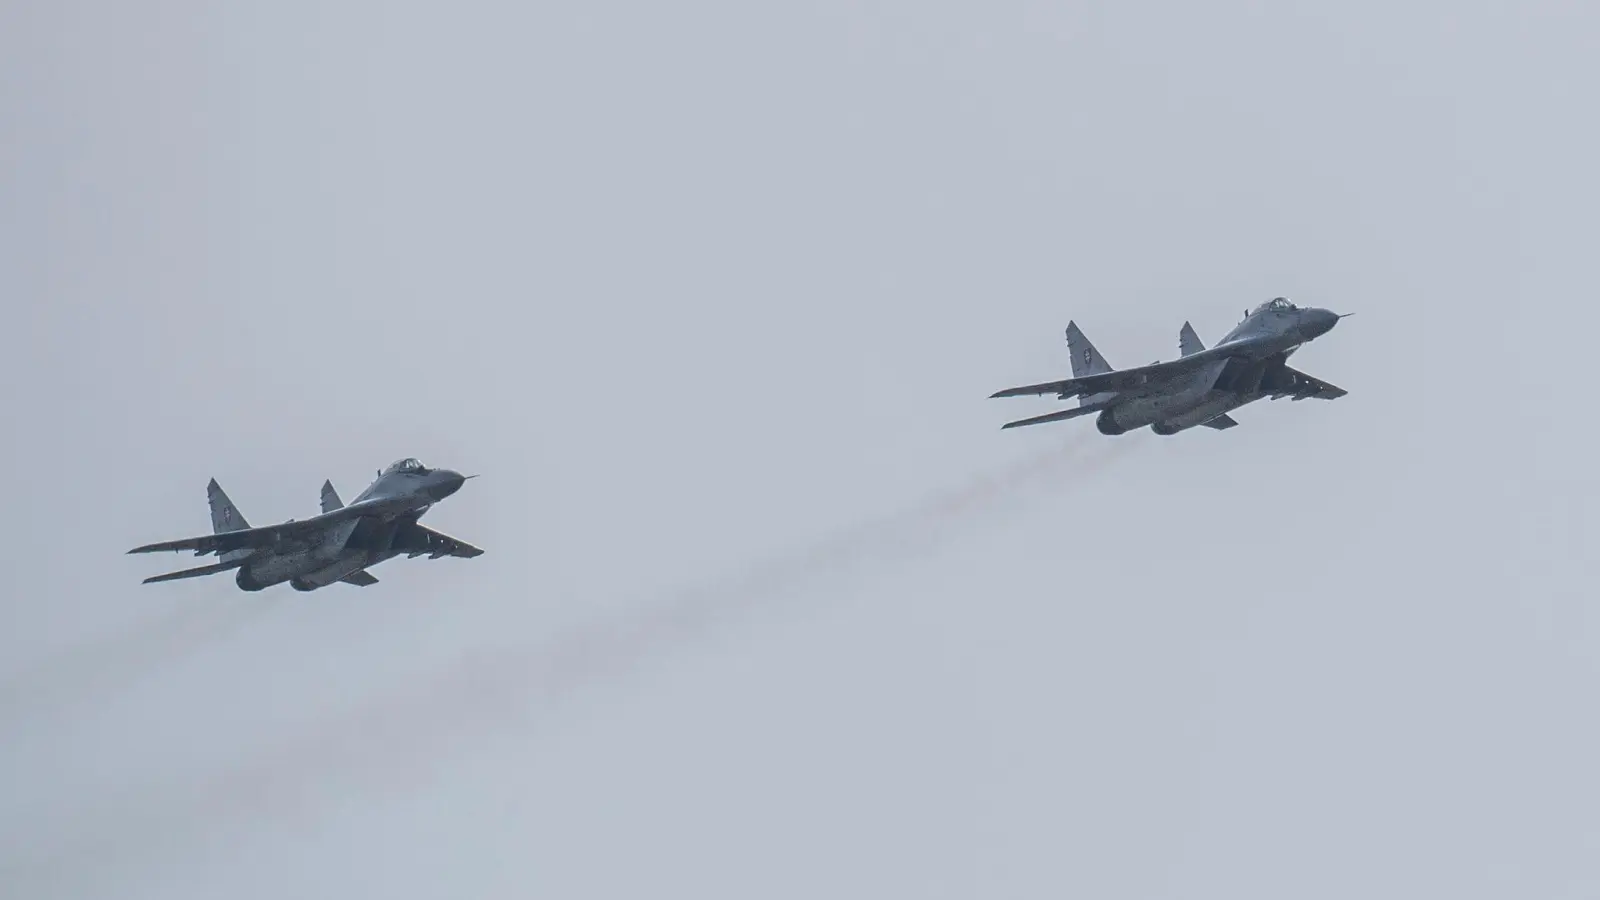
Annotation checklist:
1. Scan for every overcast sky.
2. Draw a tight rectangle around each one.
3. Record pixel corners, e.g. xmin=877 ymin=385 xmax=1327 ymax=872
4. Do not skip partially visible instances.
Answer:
xmin=3 ymin=0 xmax=1597 ymax=897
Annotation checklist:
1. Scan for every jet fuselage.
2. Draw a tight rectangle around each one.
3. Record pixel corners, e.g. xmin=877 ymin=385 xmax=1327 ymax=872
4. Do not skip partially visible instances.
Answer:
xmin=129 ymin=457 xmax=483 ymax=592
xmin=232 ymin=467 xmax=463 ymax=591
xmin=1095 ymin=305 xmax=1340 ymax=435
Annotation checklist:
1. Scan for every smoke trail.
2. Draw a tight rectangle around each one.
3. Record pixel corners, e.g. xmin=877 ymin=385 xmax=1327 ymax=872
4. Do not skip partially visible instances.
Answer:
xmin=0 ymin=599 xmax=279 ymax=734
xmin=8 ymin=435 xmax=1145 ymax=887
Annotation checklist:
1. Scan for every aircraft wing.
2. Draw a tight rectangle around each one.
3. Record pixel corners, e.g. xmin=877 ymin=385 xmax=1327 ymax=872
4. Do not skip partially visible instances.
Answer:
xmin=990 ymin=346 xmax=1235 ymax=400
xmin=1274 ymin=366 xmax=1347 ymax=400
xmin=127 ymin=499 xmax=388 ymax=557
xmin=405 ymin=525 xmax=485 ymax=559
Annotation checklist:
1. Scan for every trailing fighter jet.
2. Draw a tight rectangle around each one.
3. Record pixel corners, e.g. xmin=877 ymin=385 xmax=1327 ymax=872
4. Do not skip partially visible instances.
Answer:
xmin=128 ymin=458 xmax=483 ymax=591
xmin=990 ymin=297 xmax=1348 ymax=435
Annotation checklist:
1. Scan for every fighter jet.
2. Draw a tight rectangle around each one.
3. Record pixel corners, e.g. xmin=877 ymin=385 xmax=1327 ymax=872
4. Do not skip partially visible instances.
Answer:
xmin=128 ymin=458 xmax=483 ymax=591
xmin=990 ymin=297 xmax=1348 ymax=435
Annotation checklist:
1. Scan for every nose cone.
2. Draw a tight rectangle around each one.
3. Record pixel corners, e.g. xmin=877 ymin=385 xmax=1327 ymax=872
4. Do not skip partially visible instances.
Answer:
xmin=1301 ymin=308 xmax=1343 ymax=340
xmin=427 ymin=469 xmax=468 ymax=501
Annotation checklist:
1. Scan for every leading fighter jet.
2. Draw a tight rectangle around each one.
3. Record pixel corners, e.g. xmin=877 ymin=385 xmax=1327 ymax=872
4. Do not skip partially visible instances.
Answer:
xmin=128 ymin=458 xmax=483 ymax=591
xmin=990 ymin=297 xmax=1349 ymax=435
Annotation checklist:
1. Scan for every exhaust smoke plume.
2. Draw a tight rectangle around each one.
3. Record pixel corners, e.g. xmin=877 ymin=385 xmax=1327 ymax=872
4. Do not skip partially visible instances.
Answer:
xmin=0 ymin=600 xmax=279 ymax=733
xmin=10 ymin=434 xmax=1145 ymax=888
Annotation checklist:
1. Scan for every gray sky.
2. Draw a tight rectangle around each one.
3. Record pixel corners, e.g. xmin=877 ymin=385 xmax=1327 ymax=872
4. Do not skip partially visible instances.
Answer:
xmin=3 ymin=0 xmax=1597 ymax=897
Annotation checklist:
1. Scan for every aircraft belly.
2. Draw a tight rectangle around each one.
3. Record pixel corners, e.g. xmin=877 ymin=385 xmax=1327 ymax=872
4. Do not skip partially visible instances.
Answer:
xmin=239 ymin=523 xmax=362 ymax=590
xmin=1104 ymin=381 xmax=1211 ymax=431
xmin=239 ymin=550 xmax=323 ymax=588
xmin=1151 ymin=392 xmax=1254 ymax=434
xmin=292 ymin=553 xmax=375 ymax=590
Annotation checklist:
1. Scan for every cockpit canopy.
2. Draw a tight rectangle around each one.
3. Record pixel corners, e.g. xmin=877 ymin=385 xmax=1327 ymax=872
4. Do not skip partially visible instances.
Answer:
xmin=384 ymin=458 xmax=430 ymax=476
xmin=1252 ymin=296 xmax=1298 ymax=315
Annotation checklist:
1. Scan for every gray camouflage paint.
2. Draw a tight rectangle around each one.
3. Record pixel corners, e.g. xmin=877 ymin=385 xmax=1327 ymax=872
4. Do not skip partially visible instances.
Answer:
xmin=991 ymin=298 xmax=1347 ymax=435
xmin=128 ymin=459 xmax=481 ymax=591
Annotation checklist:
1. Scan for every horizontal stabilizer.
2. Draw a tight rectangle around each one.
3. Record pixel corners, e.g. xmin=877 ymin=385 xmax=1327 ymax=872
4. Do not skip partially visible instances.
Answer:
xmin=991 ymin=380 xmax=1078 ymax=400
xmin=1201 ymin=414 xmax=1239 ymax=430
xmin=1001 ymin=403 xmax=1107 ymax=430
xmin=142 ymin=558 xmax=246 ymax=584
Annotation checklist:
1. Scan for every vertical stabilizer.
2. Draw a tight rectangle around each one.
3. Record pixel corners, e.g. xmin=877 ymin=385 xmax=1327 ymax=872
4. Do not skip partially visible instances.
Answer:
xmin=1179 ymin=321 xmax=1207 ymax=357
xmin=207 ymin=479 xmax=253 ymax=565
xmin=1064 ymin=321 xmax=1117 ymax=407
xmin=321 ymin=480 xmax=344 ymax=513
